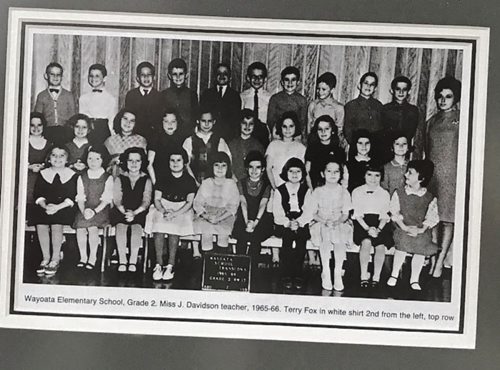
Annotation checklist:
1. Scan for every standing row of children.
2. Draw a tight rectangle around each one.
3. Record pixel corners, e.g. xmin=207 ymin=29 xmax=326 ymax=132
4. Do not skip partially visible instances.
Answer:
xmin=28 ymin=55 xmax=461 ymax=294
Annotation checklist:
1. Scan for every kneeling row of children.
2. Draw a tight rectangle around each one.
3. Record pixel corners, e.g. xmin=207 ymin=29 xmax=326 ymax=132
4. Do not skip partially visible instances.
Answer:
xmin=30 ymin=143 xmax=438 ymax=294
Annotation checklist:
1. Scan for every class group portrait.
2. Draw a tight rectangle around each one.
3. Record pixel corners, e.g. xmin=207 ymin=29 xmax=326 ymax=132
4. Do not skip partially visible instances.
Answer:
xmin=19 ymin=29 xmax=466 ymax=303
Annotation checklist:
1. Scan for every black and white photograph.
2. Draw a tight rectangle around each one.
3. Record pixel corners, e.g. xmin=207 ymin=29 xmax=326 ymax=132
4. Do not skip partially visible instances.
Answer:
xmin=0 ymin=8 xmax=488 ymax=348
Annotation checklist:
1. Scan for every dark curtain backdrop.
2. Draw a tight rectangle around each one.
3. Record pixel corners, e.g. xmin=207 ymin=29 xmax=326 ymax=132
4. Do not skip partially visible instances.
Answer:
xmin=31 ymin=34 xmax=463 ymax=121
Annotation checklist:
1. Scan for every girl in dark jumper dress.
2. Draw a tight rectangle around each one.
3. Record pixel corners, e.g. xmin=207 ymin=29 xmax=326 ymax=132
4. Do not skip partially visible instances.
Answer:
xmin=31 ymin=146 xmax=77 ymax=276
xmin=272 ymin=157 xmax=312 ymax=291
xmin=233 ymin=151 xmax=273 ymax=261
xmin=111 ymin=147 xmax=152 ymax=272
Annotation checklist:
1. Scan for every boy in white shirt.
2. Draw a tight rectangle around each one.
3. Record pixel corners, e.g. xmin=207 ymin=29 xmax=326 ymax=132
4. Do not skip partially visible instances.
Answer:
xmin=79 ymin=63 xmax=118 ymax=145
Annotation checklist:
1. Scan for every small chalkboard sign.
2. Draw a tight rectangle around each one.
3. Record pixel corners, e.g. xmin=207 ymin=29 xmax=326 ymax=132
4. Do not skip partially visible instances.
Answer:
xmin=201 ymin=253 xmax=251 ymax=292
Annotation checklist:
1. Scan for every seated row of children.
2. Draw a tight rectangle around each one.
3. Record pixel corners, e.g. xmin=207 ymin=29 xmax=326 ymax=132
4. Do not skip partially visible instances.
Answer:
xmin=27 ymin=107 xmax=438 ymax=293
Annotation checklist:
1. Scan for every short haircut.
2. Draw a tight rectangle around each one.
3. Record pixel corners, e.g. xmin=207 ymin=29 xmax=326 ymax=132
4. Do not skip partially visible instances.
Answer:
xmin=168 ymin=58 xmax=188 ymax=73
xmin=45 ymin=145 xmax=70 ymax=167
xmin=45 ymin=62 xmax=63 ymax=75
xmin=407 ymin=159 xmax=434 ymax=187
xmin=83 ymin=144 xmax=111 ymax=168
xmin=215 ymin=62 xmax=231 ymax=74
xmin=244 ymin=150 xmax=266 ymax=168
xmin=321 ymin=156 xmax=344 ymax=183
xmin=364 ymin=162 xmax=385 ymax=182
xmin=208 ymin=151 xmax=233 ymax=178
xmin=348 ymin=129 xmax=372 ymax=160
xmin=360 ymin=71 xmax=378 ymax=87
xmin=113 ymin=108 xmax=137 ymax=136
xmin=162 ymin=109 xmax=179 ymax=120
xmin=317 ymin=72 xmax=337 ymax=89
xmin=240 ymin=108 xmax=256 ymax=122
xmin=246 ymin=62 xmax=268 ymax=78
xmin=68 ymin=113 xmax=92 ymax=130
xmin=136 ymin=61 xmax=155 ymax=76
xmin=275 ymin=111 xmax=302 ymax=139
xmin=391 ymin=75 xmax=412 ymax=91
xmin=279 ymin=157 xmax=306 ymax=182
xmin=168 ymin=147 xmax=189 ymax=165
xmin=197 ymin=108 xmax=215 ymax=121
xmin=434 ymin=76 xmax=461 ymax=103
xmin=119 ymin=147 xmax=148 ymax=173
xmin=390 ymin=131 xmax=412 ymax=157
xmin=88 ymin=63 xmax=107 ymax=77
xmin=281 ymin=66 xmax=300 ymax=80
xmin=30 ymin=111 xmax=48 ymax=130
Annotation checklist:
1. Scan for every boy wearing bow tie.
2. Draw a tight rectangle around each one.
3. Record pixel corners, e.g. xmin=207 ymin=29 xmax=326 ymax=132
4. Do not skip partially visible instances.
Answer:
xmin=34 ymin=62 xmax=77 ymax=145
xmin=79 ymin=63 xmax=118 ymax=145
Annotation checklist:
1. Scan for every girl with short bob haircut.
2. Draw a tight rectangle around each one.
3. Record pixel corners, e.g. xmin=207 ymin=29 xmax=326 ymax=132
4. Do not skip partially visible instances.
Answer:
xmin=73 ymin=145 xmax=113 ymax=270
xmin=111 ymin=146 xmax=152 ymax=272
xmin=145 ymin=147 xmax=197 ymax=281
xmin=193 ymin=152 xmax=240 ymax=253
xmin=31 ymin=145 xmax=78 ymax=276
xmin=272 ymin=157 xmax=312 ymax=291
xmin=351 ymin=163 xmax=392 ymax=288
xmin=233 ymin=150 xmax=273 ymax=259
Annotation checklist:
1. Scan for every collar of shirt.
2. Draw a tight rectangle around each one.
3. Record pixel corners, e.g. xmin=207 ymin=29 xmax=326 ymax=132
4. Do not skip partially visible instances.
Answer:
xmin=140 ymin=88 xmax=152 ymax=96
xmin=87 ymin=167 xmax=105 ymax=179
xmin=195 ymin=128 xmax=213 ymax=143
xmin=404 ymin=185 xmax=427 ymax=196
xmin=390 ymin=159 xmax=408 ymax=167
xmin=217 ymin=85 xmax=227 ymax=96
xmin=48 ymin=87 xmax=61 ymax=96
xmin=73 ymin=138 xmax=89 ymax=148
xmin=41 ymin=167 xmax=74 ymax=183
xmin=364 ymin=185 xmax=381 ymax=194
xmin=317 ymin=95 xmax=336 ymax=107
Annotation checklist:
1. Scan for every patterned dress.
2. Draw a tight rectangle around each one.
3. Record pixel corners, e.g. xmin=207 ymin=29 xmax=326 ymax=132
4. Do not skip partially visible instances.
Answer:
xmin=193 ymin=178 xmax=240 ymax=236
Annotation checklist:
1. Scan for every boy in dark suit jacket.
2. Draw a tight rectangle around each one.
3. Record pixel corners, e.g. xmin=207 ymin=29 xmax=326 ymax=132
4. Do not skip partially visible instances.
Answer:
xmin=200 ymin=62 xmax=242 ymax=142
xmin=124 ymin=61 xmax=165 ymax=143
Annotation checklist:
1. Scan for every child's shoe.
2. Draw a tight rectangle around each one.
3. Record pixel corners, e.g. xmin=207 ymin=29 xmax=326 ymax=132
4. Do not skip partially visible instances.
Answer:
xmin=36 ymin=260 xmax=49 ymax=275
xmin=333 ymin=271 xmax=344 ymax=291
xmin=410 ymin=282 xmax=422 ymax=291
xmin=282 ymin=277 xmax=293 ymax=290
xmin=152 ymin=264 xmax=163 ymax=281
xmin=321 ymin=274 xmax=333 ymax=291
xmin=44 ymin=260 xmax=59 ymax=276
xmin=118 ymin=264 xmax=127 ymax=272
xmin=293 ymin=277 xmax=304 ymax=290
xmin=128 ymin=264 xmax=137 ymax=273
xmin=163 ymin=264 xmax=175 ymax=280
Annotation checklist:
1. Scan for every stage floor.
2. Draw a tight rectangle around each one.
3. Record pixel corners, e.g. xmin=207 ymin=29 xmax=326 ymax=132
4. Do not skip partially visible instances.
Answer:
xmin=22 ymin=234 xmax=451 ymax=302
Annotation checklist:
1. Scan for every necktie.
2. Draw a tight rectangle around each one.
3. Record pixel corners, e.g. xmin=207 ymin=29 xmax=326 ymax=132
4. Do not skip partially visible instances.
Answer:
xmin=143 ymin=89 xmax=149 ymax=96
xmin=253 ymin=89 xmax=259 ymax=121
xmin=49 ymin=88 xmax=59 ymax=93
xmin=366 ymin=190 xmax=374 ymax=194
xmin=218 ymin=86 xmax=223 ymax=98
xmin=93 ymin=89 xmax=103 ymax=93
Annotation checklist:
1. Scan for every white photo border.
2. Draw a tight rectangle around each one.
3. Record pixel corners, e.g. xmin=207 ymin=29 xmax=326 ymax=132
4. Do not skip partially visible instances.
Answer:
xmin=0 ymin=8 xmax=489 ymax=349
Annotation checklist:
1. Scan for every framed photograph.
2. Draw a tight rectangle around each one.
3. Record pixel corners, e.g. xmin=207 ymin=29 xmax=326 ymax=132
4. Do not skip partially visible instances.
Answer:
xmin=0 ymin=8 xmax=488 ymax=348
